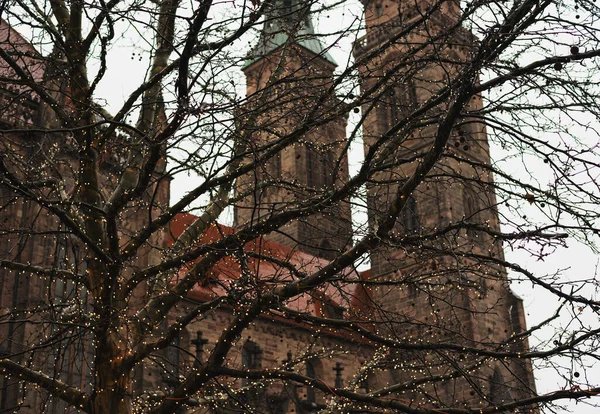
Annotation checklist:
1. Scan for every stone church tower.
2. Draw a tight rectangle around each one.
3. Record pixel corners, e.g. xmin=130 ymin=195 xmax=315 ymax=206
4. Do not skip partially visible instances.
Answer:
xmin=235 ymin=0 xmax=354 ymax=260
xmin=353 ymin=0 xmax=537 ymax=409
xmin=237 ymin=0 xmax=537 ymax=408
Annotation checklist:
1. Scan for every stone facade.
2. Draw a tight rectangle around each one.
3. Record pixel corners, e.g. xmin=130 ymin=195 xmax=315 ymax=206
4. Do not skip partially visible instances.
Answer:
xmin=233 ymin=2 xmax=354 ymax=261
xmin=0 ymin=0 xmax=538 ymax=411
xmin=153 ymin=215 xmax=373 ymax=413
xmin=354 ymin=0 xmax=537 ymax=408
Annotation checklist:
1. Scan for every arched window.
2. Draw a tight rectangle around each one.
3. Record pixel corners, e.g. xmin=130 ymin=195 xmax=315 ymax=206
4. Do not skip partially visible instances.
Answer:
xmin=323 ymin=150 xmax=335 ymax=188
xmin=241 ymin=341 xmax=261 ymax=386
xmin=306 ymin=146 xmax=335 ymax=190
xmin=463 ymin=186 xmax=480 ymax=239
xmin=400 ymin=195 xmax=419 ymax=234
xmin=306 ymin=146 xmax=319 ymax=188
xmin=164 ymin=335 xmax=181 ymax=385
xmin=163 ymin=329 xmax=189 ymax=387
xmin=47 ymin=240 xmax=93 ymax=413
xmin=304 ymin=359 xmax=322 ymax=406
xmin=407 ymin=281 xmax=418 ymax=298
xmin=375 ymin=3 xmax=383 ymax=17
xmin=384 ymin=82 xmax=418 ymax=130
xmin=323 ymin=300 xmax=344 ymax=319
xmin=269 ymin=151 xmax=282 ymax=179
xmin=488 ymin=367 xmax=512 ymax=405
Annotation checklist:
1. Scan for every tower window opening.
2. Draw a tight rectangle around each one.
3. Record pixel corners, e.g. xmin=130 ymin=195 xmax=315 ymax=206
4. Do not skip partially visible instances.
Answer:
xmin=488 ymin=367 xmax=512 ymax=405
xmin=388 ymin=83 xmax=418 ymax=127
xmin=164 ymin=335 xmax=182 ymax=384
xmin=323 ymin=301 xmax=345 ymax=319
xmin=269 ymin=151 xmax=282 ymax=179
xmin=319 ymin=239 xmax=336 ymax=260
xmin=306 ymin=146 xmax=334 ymax=189
xmin=306 ymin=359 xmax=317 ymax=403
xmin=463 ymin=186 xmax=481 ymax=239
xmin=400 ymin=195 xmax=419 ymax=234
xmin=381 ymin=83 xmax=418 ymax=133
xmin=241 ymin=341 xmax=262 ymax=386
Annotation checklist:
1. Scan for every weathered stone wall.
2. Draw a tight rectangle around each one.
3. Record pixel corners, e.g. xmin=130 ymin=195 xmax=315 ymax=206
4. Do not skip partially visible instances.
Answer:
xmin=354 ymin=1 xmax=537 ymax=409
xmin=235 ymin=46 xmax=354 ymax=260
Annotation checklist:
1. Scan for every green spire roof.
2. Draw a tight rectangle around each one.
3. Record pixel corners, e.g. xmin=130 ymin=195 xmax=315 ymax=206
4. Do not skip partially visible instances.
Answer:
xmin=243 ymin=0 xmax=336 ymax=68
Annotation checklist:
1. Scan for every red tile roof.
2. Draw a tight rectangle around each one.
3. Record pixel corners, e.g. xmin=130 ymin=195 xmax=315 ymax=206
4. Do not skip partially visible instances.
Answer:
xmin=168 ymin=213 xmax=370 ymax=317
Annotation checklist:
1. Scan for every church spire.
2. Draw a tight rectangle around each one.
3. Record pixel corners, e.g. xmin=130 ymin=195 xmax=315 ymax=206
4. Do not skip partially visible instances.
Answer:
xmin=244 ymin=0 xmax=335 ymax=68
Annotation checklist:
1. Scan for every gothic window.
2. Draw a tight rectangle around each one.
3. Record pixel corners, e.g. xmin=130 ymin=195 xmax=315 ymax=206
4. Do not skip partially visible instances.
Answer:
xmin=268 ymin=151 xmax=282 ymax=179
xmin=306 ymin=146 xmax=334 ymax=189
xmin=390 ymin=367 xmax=401 ymax=384
xmin=387 ymin=83 xmax=418 ymax=128
xmin=241 ymin=340 xmax=261 ymax=386
xmin=488 ymin=367 xmax=513 ymax=405
xmin=378 ymin=94 xmax=390 ymax=133
xmin=360 ymin=378 xmax=370 ymax=393
xmin=318 ymin=239 xmax=336 ymax=260
xmin=164 ymin=335 xmax=182 ymax=385
xmin=508 ymin=296 xmax=526 ymax=353
xmin=463 ymin=186 xmax=480 ymax=239
xmin=305 ymin=359 xmax=317 ymax=404
xmin=406 ymin=281 xmax=417 ymax=298
xmin=359 ymin=372 xmax=373 ymax=394
xmin=400 ymin=195 xmax=419 ymax=234
xmin=389 ymin=88 xmax=400 ymax=125
xmin=323 ymin=151 xmax=335 ymax=188
xmin=402 ymin=83 xmax=418 ymax=116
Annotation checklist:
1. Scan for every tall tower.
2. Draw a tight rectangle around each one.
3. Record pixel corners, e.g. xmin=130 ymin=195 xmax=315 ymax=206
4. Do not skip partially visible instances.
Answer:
xmin=354 ymin=0 xmax=537 ymax=409
xmin=236 ymin=1 xmax=353 ymax=260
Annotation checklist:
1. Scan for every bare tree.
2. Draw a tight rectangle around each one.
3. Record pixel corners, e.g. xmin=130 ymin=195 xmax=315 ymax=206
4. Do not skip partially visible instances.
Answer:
xmin=0 ymin=0 xmax=600 ymax=413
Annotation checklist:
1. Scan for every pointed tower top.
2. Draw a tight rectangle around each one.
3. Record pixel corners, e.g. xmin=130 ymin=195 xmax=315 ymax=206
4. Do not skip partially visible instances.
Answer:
xmin=243 ymin=0 xmax=336 ymax=68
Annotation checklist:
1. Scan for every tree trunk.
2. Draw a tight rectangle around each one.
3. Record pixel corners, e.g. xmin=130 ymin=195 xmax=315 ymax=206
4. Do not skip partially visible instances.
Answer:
xmin=93 ymin=329 xmax=133 ymax=414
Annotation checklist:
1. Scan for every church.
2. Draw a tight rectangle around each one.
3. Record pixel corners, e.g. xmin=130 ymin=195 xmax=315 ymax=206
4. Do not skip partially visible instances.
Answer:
xmin=0 ymin=0 xmax=538 ymax=411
